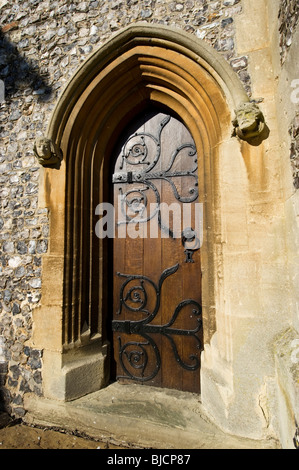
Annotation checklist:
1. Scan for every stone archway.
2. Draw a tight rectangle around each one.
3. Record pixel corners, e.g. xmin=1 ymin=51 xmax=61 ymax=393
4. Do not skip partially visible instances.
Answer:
xmin=31 ymin=24 xmax=254 ymax=404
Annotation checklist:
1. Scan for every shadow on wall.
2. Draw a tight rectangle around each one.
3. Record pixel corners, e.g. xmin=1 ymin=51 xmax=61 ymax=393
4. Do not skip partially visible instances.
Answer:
xmin=0 ymin=29 xmax=52 ymax=103
xmin=0 ymin=361 xmax=8 ymax=412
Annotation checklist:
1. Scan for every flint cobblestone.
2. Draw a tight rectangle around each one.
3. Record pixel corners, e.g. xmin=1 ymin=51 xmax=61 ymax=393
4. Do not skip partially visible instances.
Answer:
xmin=289 ymin=113 xmax=299 ymax=189
xmin=278 ymin=0 xmax=299 ymax=190
xmin=278 ymin=0 xmax=299 ymax=64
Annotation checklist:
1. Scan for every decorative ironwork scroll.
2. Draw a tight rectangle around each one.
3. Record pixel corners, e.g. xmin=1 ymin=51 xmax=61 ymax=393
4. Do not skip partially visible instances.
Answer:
xmin=112 ymin=264 xmax=203 ymax=382
xmin=112 ymin=115 xmax=199 ymax=238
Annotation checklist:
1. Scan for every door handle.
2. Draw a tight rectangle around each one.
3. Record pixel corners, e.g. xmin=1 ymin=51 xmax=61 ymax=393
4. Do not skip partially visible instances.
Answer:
xmin=182 ymin=227 xmax=200 ymax=263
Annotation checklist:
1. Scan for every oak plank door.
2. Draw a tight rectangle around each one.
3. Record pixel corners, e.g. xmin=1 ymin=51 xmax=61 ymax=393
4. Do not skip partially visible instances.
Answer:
xmin=112 ymin=109 xmax=203 ymax=393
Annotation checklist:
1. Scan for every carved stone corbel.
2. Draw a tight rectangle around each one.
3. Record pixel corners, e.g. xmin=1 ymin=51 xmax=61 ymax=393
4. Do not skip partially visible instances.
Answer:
xmin=33 ymin=136 xmax=62 ymax=168
xmin=232 ymin=101 xmax=265 ymax=142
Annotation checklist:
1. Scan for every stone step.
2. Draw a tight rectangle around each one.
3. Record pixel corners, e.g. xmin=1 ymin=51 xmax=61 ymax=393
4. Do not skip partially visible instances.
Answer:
xmin=23 ymin=383 xmax=279 ymax=449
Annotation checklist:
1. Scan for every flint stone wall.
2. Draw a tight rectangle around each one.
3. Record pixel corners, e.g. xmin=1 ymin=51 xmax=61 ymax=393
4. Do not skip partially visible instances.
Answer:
xmin=278 ymin=0 xmax=299 ymax=189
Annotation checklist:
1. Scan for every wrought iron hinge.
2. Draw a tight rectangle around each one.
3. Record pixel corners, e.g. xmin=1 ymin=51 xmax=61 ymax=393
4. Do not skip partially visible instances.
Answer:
xmin=112 ymin=264 xmax=203 ymax=382
xmin=112 ymin=171 xmax=142 ymax=184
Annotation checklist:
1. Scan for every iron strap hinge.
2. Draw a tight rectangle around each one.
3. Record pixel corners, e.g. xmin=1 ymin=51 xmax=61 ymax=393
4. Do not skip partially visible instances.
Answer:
xmin=112 ymin=319 xmax=202 ymax=337
xmin=112 ymin=319 xmax=132 ymax=334
xmin=113 ymin=171 xmax=139 ymax=184
xmin=112 ymin=169 xmax=197 ymax=184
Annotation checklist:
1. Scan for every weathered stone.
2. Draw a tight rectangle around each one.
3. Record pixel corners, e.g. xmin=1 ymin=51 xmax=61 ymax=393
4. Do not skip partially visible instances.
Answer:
xmin=221 ymin=17 xmax=233 ymax=28
xmin=2 ymin=241 xmax=14 ymax=253
xmin=9 ymin=365 xmax=20 ymax=380
xmin=16 ymin=241 xmax=27 ymax=254
xmin=12 ymin=394 xmax=23 ymax=405
xmin=289 ymin=113 xmax=299 ymax=189
xmin=43 ymin=30 xmax=56 ymax=41
xmin=11 ymin=405 xmax=26 ymax=418
xmin=230 ymin=55 xmax=248 ymax=71
xmin=27 ymin=357 xmax=41 ymax=369
xmin=36 ymin=239 xmax=47 ymax=253
xmin=278 ymin=0 xmax=299 ymax=64
xmin=14 ymin=266 xmax=25 ymax=278
xmin=3 ymin=289 xmax=11 ymax=303
xmin=33 ymin=370 xmax=42 ymax=384
xmin=28 ymin=278 xmax=41 ymax=289
xmin=141 ymin=9 xmax=153 ymax=18
xmin=8 ymin=256 xmax=22 ymax=268
xmin=28 ymin=240 xmax=36 ymax=254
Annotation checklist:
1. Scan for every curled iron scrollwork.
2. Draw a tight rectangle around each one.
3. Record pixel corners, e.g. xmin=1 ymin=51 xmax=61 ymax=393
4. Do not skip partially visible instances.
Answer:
xmin=113 ymin=114 xmax=199 ymax=238
xmin=113 ymin=264 xmax=203 ymax=382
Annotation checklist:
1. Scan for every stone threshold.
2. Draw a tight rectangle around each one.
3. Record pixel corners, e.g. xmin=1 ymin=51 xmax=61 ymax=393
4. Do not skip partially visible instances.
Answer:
xmin=23 ymin=382 xmax=279 ymax=449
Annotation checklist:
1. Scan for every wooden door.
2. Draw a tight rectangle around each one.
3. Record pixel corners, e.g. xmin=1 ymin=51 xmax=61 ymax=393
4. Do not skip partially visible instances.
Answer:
xmin=112 ymin=109 xmax=203 ymax=393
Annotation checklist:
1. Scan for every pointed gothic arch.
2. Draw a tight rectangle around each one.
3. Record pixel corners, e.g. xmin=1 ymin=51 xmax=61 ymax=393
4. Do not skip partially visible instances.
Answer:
xmin=34 ymin=24 xmax=250 ymax=401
